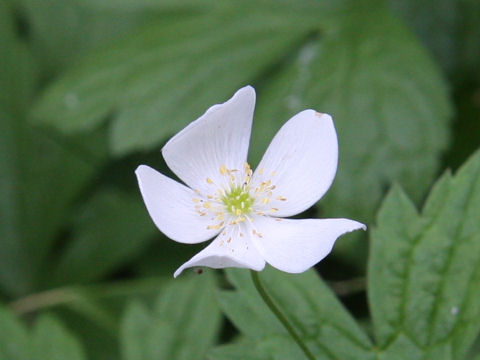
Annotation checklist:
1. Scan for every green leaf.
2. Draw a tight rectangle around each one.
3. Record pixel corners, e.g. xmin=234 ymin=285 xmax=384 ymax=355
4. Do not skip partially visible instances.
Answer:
xmin=0 ymin=304 xmax=30 ymax=360
xmin=369 ymin=149 xmax=480 ymax=359
xmin=32 ymin=315 xmax=86 ymax=360
xmin=253 ymin=7 xmax=451 ymax=222
xmin=32 ymin=6 xmax=318 ymax=155
xmin=121 ymin=273 xmax=221 ymax=360
xmin=218 ymin=268 xmax=374 ymax=360
xmin=52 ymin=188 xmax=156 ymax=284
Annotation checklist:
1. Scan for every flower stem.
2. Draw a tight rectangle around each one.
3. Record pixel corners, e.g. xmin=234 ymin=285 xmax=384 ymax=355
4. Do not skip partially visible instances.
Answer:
xmin=250 ymin=270 xmax=316 ymax=360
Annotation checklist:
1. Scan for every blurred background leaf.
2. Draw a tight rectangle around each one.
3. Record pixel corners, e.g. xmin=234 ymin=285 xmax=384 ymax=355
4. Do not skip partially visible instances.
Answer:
xmin=0 ymin=304 xmax=86 ymax=360
xmin=121 ymin=273 xmax=221 ymax=360
xmin=50 ymin=188 xmax=156 ymax=285
xmin=0 ymin=0 xmax=102 ymax=297
xmin=0 ymin=304 xmax=30 ymax=360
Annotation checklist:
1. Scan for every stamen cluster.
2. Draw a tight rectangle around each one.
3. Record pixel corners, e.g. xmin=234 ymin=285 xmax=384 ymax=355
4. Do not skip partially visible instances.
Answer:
xmin=192 ymin=163 xmax=285 ymax=234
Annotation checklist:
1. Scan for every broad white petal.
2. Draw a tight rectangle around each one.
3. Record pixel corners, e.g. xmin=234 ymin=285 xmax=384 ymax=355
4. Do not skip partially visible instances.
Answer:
xmin=162 ymin=86 xmax=255 ymax=195
xmin=135 ymin=165 xmax=220 ymax=244
xmin=252 ymin=111 xmax=338 ymax=217
xmin=250 ymin=217 xmax=365 ymax=273
xmin=174 ymin=224 xmax=266 ymax=277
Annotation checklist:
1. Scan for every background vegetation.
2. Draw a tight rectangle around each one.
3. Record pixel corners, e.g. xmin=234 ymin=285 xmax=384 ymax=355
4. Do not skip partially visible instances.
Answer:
xmin=1 ymin=0 xmax=479 ymax=359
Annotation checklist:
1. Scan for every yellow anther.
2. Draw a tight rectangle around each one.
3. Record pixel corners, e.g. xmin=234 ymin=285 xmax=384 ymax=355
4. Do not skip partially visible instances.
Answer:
xmin=270 ymin=208 xmax=279 ymax=212
xmin=261 ymin=198 xmax=270 ymax=204
xmin=258 ymin=168 xmax=264 ymax=175
xmin=235 ymin=209 xmax=242 ymax=216
xmin=276 ymin=196 xmax=287 ymax=201
xmin=193 ymin=198 xmax=200 ymax=203
xmin=206 ymin=178 xmax=213 ymax=184
xmin=252 ymin=229 xmax=263 ymax=238
xmin=220 ymin=164 xmax=227 ymax=175
xmin=209 ymin=221 xmax=225 ymax=230
xmin=203 ymin=202 xmax=211 ymax=209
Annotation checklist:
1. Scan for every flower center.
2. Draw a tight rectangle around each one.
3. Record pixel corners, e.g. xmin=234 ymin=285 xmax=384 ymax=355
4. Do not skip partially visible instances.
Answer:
xmin=193 ymin=163 xmax=286 ymax=233
xmin=222 ymin=185 xmax=254 ymax=216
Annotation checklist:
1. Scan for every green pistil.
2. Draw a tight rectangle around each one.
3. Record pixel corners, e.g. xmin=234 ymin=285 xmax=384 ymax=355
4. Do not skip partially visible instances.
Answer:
xmin=222 ymin=186 xmax=254 ymax=215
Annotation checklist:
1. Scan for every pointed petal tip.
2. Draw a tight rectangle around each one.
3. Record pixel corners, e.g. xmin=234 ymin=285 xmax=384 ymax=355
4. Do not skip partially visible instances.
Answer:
xmin=238 ymin=84 xmax=255 ymax=94
xmin=348 ymin=220 xmax=367 ymax=233
xmin=354 ymin=220 xmax=367 ymax=231
xmin=304 ymin=110 xmax=334 ymax=122
xmin=233 ymin=85 xmax=256 ymax=103
xmin=173 ymin=269 xmax=181 ymax=278
xmin=135 ymin=164 xmax=148 ymax=176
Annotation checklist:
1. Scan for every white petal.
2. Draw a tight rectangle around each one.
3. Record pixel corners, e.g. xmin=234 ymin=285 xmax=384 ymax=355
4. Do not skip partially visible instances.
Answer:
xmin=135 ymin=165 xmax=220 ymax=244
xmin=252 ymin=111 xmax=338 ymax=217
xmin=162 ymin=86 xmax=255 ymax=195
xmin=174 ymin=224 xmax=266 ymax=277
xmin=250 ymin=217 xmax=366 ymax=273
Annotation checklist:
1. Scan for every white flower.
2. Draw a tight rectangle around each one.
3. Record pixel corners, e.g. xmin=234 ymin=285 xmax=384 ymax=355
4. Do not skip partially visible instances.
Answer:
xmin=136 ymin=86 xmax=366 ymax=277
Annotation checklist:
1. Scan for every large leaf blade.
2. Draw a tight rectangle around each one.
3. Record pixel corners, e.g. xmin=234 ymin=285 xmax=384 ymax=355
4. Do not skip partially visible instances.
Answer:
xmin=369 ymin=150 xmax=480 ymax=358
xmin=32 ymin=7 xmax=318 ymax=155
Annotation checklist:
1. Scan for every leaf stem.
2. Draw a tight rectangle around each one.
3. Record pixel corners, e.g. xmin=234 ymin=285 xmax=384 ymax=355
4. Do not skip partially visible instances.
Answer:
xmin=250 ymin=270 xmax=316 ymax=360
